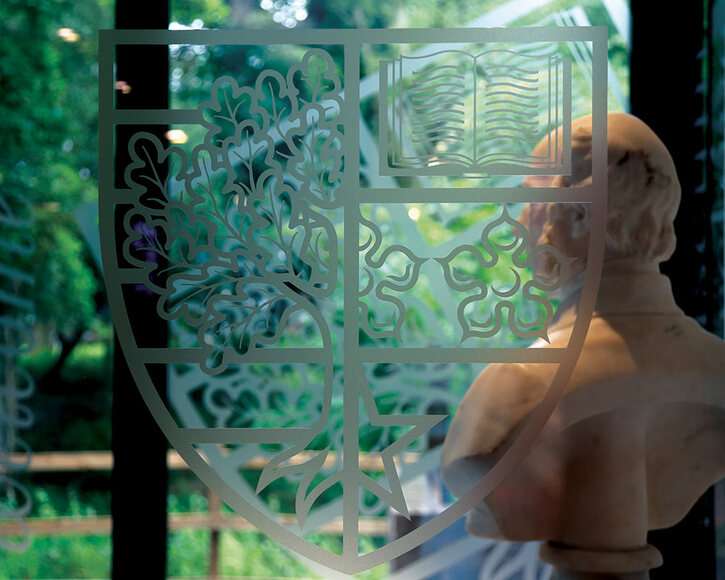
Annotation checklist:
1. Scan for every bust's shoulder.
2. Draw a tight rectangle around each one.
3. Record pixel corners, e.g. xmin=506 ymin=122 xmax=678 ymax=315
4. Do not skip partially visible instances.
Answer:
xmin=584 ymin=313 xmax=725 ymax=374
xmin=441 ymin=360 xmax=554 ymax=494
xmin=447 ymin=361 xmax=555 ymax=456
xmin=676 ymin=316 xmax=725 ymax=360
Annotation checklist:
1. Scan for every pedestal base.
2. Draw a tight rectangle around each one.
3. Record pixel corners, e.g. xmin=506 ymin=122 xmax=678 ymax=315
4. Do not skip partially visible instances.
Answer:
xmin=539 ymin=542 xmax=663 ymax=580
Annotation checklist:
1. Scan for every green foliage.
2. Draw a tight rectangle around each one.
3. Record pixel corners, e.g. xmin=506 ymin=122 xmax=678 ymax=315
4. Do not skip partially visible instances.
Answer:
xmin=31 ymin=485 xmax=109 ymax=519
xmin=0 ymin=0 xmax=111 ymax=345
xmin=168 ymin=486 xmax=209 ymax=514
xmin=215 ymin=531 xmax=387 ymax=579
xmin=168 ymin=528 xmax=212 ymax=577
xmin=0 ymin=528 xmax=386 ymax=580
xmin=0 ymin=483 xmax=387 ymax=579
xmin=20 ymin=342 xmax=112 ymax=451
xmin=63 ymin=342 xmax=112 ymax=381
xmin=28 ymin=213 xmax=99 ymax=338
xmin=0 ymin=486 xmax=111 ymax=579
xmin=21 ymin=342 xmax=109 ymax=383
xmin=0 ymin=2 xmax=65 ymax=164
xmin=0 ymin=535 xmax=111 ymax=580
xmin=174 ymin=0 xmax=231 ymax=27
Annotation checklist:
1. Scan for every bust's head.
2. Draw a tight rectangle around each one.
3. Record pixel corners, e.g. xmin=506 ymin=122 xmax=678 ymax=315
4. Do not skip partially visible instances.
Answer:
xmin=521 ymin=113 xmax=681 ymax=276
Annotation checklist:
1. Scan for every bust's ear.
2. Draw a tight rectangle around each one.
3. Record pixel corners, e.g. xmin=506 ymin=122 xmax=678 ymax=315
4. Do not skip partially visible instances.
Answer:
xmin=544 ymin=203 xmax=590 ymax=244
xmin=568 ymin=204 xmax=590 ymax=239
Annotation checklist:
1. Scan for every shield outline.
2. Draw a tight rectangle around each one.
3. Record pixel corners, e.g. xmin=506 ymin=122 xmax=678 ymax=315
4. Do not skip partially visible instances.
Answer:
xmin=99 ymin=26 xmax=608 ymax=574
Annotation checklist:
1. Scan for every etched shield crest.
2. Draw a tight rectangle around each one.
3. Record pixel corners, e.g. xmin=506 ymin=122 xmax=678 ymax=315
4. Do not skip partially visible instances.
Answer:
xmin=100 ymin=27 xmax=608 ymax=574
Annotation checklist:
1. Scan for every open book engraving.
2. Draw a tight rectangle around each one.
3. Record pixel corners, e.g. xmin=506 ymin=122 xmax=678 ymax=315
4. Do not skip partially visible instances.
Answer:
xmin=380 ymin=49 xmax=572 ymax=176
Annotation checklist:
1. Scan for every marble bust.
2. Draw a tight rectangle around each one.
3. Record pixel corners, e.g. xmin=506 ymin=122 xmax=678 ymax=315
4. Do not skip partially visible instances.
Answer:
xmin=440 ymin=113 xmax=725 ymax=579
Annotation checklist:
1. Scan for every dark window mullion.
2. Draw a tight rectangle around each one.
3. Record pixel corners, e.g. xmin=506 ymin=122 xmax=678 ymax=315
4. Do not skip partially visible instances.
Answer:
xmin=631 ymin=1 xmax=717 ymax=578
xmin=111 ymin=2 xmax=170 ymax=579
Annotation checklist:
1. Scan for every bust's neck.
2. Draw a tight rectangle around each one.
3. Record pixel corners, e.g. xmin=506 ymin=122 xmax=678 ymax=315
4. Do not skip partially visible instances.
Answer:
xmin=553 ymin=257 xmax=682 ymax=328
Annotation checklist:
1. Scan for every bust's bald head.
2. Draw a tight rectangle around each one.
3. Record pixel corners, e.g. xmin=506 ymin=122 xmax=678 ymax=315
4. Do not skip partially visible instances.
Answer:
xmin=522 ymin=113 xmax=681 ymax=272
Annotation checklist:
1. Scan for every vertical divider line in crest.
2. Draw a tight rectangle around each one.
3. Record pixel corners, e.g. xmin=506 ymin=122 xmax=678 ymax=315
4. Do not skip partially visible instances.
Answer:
xmin=342 ymin=39 xmax=361 ymax=561
xmin=562 ymin=57 xmax=572 ymax=173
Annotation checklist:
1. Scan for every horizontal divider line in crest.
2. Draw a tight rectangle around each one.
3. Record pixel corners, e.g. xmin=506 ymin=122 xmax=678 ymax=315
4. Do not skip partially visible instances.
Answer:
xmin=356 ymin=187 xmax=594 ymax=203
